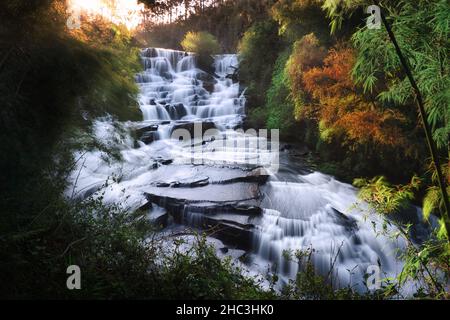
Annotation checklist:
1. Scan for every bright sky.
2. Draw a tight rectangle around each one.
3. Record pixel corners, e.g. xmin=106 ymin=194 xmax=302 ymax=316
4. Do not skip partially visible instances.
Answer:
xmin=69 ymin=0 xmax=146 ymax=29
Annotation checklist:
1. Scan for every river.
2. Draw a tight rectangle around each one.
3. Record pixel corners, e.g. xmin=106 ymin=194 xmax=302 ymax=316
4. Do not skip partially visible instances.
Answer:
xmin=68 ymin=48 xmax=430 ymax=293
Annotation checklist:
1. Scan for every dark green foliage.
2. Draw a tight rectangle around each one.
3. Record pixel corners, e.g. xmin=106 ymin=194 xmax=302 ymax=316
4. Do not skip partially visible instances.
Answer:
xmin=0 ymin=34 xmax=142 ymax=225
xmin=181 ymin=31 xmax=220 ymax=72
xmin=152 ymin=235 xmax=276 ymax=300
xmin=0 ymin=184 xmax=275 ymax=299
xmin=270 ymin=0 xmax=331 ymax=44
xmin=279 ymin=248 xmax=388 ymax=300
xmin=354 ymin=177 xmax=450 ymax=298
xmin=265 ymin=49 xmax=298 ymax=140
xmin=351 ymin=0 xmax=450 ymax=149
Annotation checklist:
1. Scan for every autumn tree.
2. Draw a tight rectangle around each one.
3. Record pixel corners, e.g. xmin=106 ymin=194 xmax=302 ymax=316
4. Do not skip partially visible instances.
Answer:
xmin=302 ymin=47 xmax=409 ymax=148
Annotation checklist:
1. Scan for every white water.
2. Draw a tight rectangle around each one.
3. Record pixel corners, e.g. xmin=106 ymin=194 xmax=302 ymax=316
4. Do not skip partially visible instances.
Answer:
xmin=138 ymin=48 xmax=244 ymax=127
xmin=254 ymin=174 xmax=406 ymax=291
xmin=67 ymin=48 xmax=427 ymax=294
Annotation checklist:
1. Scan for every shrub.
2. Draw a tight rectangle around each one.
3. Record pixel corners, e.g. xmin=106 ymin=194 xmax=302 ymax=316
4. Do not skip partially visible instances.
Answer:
xmin=181 ymin=31 xmax=220 ymax=55
xmin=270 ymin=0 xmax=332 ymax=43
xmin=265 ymin=49 xmax=297 ymax=140
xmin=181 ymin=31 xmax=220 ymax=71
xmin=238 ymin=20 xmax=283 ymax=117
xmin=285 ymin=33 xmax=326 ymax=121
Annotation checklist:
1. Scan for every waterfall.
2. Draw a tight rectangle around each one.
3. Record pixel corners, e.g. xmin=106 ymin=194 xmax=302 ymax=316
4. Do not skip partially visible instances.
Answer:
xmin=253 ymin=174 xmax=406 ymax=291
xmin=67 ymin=48 xmax=427 ymax=295
xmin=137 ymin=47 xmax=244 ymax=126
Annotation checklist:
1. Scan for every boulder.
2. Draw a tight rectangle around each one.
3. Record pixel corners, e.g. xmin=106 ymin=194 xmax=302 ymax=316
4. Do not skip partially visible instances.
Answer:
xmin=136 ymin=124 xmax=158 ymax=137
xmin=170 ymin=121 xmax=217 ymax=138
xmin=139 ymin=202 xmax=169 ymax=228
xmin=329 ymin=207 xmax=358 ymax=233
xmin=144 ymin=190 xmax=261 ymax=250
xmin=165 ymin=103 xmax=187 ymax=119
xmin=141 ymin=131 xmax=158 ymax=144
xmin=202 ymin=80 xmax=216 ymax=93
xmin=196 ymin=71 xmax=215 ymax=83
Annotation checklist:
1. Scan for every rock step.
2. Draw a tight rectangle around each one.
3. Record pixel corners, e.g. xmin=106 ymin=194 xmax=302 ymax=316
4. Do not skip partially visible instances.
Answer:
xmin=145 ymin=192 xmax=262 ymax=216
xmin=141 ymin=193 xmax=260 ymax=250
xmin=144 ymin=182 xmax=260 ymax=203
xmin=151 ymin=166 xmax=269 ymax=188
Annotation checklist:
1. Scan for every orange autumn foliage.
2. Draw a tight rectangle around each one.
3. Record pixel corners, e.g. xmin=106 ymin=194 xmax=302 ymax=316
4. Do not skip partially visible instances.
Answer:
xmin=286 ymin=33 xmax=327 ymax=96
xmin=338 ymin=110 xmax=407 ymax=147
xmin=301 ymin=47 xmax=407 ymax=148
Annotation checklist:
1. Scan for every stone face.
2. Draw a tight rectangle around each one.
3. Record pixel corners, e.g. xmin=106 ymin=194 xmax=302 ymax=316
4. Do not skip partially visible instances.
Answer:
xmin=155 ymin=157 xmax=173 ymax=166
xmin=144 ymin=182 xmax=261 ymax=204
xmin=165 ymin=103 xmax=187 ymax=119
xmin=144 ymin=164 xmax=268 ymax=186
xmin=154 ymin=175 xmax=209 ymax=188
xmin=196 ymin=71 xmax=217 ymax=93
xmin=329 ymin=208 xmax=358 ymax=233
xmin=143 ymin=165 xmax=268 ymax=249
xmin=142 ymin=48 xmax=156 ymax=57
xmin=136 ymin=124 xmax=159 ymax=137
xmin=141 ymin=131 xmax=158 ymax=144
xmin=216 ymin=167 xmax=270 ymax=184
xmin=144 ymin=192 xmax=260 ymax=250
xmin=225 ymin=68 xmax=239 ymax=83
xmin=173 ymin=176 xmax=210 ymax=188
xmin=170 ymin=121 xmax=217 ymax=138
xmin=187 ymin=216 xmax=254 ymax=250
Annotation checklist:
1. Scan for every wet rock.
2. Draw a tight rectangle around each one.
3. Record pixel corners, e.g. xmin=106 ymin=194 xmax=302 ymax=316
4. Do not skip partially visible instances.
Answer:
xmin=144 ymin=189 xmax=260 ymax=250
xmin=154 ymin=176 xmax=209 ymax=188
xmin=202 ymin=80 xmax=217 ymax=93
xmin=172 ymin=176 xmax=209 ymax=188
xmin=155 ymin=157 xmax=173 ymax=166
xmin=170 ymin=121 xmax=217 ymax=138
xmin=220 ymin=247 xmax=229 ymax=254
xmin=141 ymin=131 xmax=158 ymax=144
xmin=136 ymin=124 xmax=158 ymax=136
xmin=165 ymin=103 xmax=187 ymax=119
xmin=196 ymin=71 xmax=215 ymax=83
xmin=142 ymin=48 xmax=157 ymax=57
xmin=139 ymin=202 xmax=169 ymax=228
xmin=281 ymin=144 xmax=293 ymax=152
xmin=215 ymin=167 xmax=270 ymax=185
xmin=146 ymin=165 xmax=268 ymax=191
xmin=197 ymin=219 xmax=254 ymax=250
xmin=155 ymin=181 xmax=171 ymax=187
xmin=140 ymin=132 xmax=156 ymax=144
xmin=144 ymin=183 xmax=262 ymax=216
xmin=225 ymin=67 xmax=239 ymax=83
xmin=330 ymin=208 xmax=358 ymax=232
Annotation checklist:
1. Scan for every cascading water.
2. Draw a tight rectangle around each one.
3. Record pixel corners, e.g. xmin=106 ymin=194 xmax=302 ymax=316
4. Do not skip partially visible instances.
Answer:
xmin=254 ymin=174 xmax=403 ymax=291
xmin=67 ymin=48 xmax=429 ymax=294
xmin=138 ymin=48 xmax=244 ymax=126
